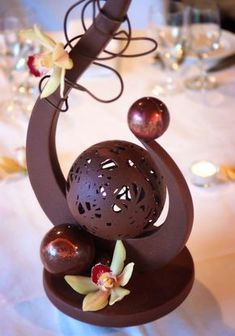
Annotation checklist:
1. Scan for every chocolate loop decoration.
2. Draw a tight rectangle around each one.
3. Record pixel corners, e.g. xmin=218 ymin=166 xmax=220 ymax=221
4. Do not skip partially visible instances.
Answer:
xmin=26 ymin=0 xmax=194 ymax=327
xmin=65 ymin=61 xmax=124 ymax=103
xmin=39 ymin=76 xmax=69 ymax=112
xmin=39 ymin=0 xmax=157 ymax=110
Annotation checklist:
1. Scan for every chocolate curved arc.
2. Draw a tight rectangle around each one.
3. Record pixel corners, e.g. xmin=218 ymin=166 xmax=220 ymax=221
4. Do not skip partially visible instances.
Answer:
xmin=26 ymin=0 xmax=131 ymax=225
xmin=124 ymin=139 xmax=194 ymax=271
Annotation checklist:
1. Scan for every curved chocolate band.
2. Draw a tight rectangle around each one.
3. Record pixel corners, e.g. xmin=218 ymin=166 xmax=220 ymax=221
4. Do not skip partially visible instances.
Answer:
xmin=26 ymin=0 xmax=132 ymax=225
xmin=124 ymin=139 xmax=194 ymax=271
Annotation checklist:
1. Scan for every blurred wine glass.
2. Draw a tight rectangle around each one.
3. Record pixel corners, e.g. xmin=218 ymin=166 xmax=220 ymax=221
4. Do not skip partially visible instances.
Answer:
xmin=0 ymin=16 xmax=23 ymax=119
xmin=185 ymin=0 xmax=221 ymax=90
xmin=0 ymin=16 xmax=39 ymax=121
xmin=4 ymin=17 xmax=22 ymax=59
xmin=149 ymin=0 xmax=187 ymax=96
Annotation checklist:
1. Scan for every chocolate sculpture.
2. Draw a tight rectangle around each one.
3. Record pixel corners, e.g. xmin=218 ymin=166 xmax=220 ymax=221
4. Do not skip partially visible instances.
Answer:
xmin=26 ymin=0 xmax=194 ymax=327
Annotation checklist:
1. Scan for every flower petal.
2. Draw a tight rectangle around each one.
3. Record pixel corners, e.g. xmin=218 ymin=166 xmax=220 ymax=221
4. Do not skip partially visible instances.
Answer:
xmin=19 ymin=28 xmax=37 ymax=41
xmin=110 ymin=240 xmax=126 ymax=276
xmin=40 ymin=52 xmax=54 ymax=68
xmin=33 ymin=25 xmax=55 ymax=50
xmin=15 ymin=147 xmax=27 ymax=169
xmin=64 ymin=275 xmax=97 ymax=295
xmin=19 ymin=25 xmax=55 ymax=50
xmin=0 ymin=157 xmax=23 ymax=174
xmin=83 ymin=290 xmax=109 ymax=312
xmin=117 ymin=262 xmax=135 ymax=287
xmin=53 ymin=43 xmax=73 ymax=70
xmin=60 ymin=67 xmax=66 ymax=98
xmin=109 ymin=287 xmax=130 ymax=306
xmin=40 ymin=66 xmax=61 ymax=98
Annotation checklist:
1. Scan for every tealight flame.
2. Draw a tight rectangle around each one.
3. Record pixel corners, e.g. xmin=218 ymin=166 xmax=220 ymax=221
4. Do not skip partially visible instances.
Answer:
xmin=191 ymin=161 xmax=217 ymax=178
xmin=190 ymin=160 xmax=218 ymax=187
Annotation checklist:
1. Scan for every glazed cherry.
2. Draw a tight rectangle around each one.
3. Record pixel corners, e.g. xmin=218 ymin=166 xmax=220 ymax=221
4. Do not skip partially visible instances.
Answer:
xmin=40 ymin=224 xmax=95 ymax=276
xmin=128 ymin=97 xmax=170 ymax=140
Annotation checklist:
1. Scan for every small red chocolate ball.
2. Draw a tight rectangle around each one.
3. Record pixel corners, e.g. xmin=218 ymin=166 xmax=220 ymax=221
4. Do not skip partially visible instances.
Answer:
xmin=40 ymin=224 xmax=95 ymax=276
xmin=128 ymin=97 xmax=170 ymax=140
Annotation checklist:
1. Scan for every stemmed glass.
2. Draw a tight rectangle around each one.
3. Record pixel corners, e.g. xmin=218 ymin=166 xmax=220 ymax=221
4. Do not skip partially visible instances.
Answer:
xmin=0 ymin=16 xmax=23 ymax=118
xmin=149 ymin=1 xmax=187 ymax=96
xmin=3 ymin=17 xmax=22 ymax=59
xmin=185 ymin=0 xmax=221 ymax=90
xmin=0 ymin=16 xmax=38 ymax=121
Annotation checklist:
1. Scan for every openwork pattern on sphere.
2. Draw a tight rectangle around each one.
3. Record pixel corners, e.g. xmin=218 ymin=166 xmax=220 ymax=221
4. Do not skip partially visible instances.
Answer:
xmin=66 ymin=140 xmax=166 ymax=240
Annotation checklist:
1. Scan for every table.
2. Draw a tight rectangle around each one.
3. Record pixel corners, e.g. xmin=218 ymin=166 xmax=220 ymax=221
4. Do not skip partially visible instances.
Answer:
xmin=0 ymin=31 xmax=235 ymax=335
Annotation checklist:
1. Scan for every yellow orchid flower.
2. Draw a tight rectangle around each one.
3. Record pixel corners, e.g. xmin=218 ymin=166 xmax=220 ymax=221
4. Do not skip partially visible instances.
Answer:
xmin=19 ymin=25 xmax=73 ymax=98
xmin=65 ymin=240 xmax=135 ymax=312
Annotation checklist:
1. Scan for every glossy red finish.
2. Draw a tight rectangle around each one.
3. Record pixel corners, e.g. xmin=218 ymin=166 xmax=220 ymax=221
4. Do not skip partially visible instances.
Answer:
xmin=128 ymin=97 xmax=170 ymax=140
xmin=40 ymin=224 xmax=95 ymax=276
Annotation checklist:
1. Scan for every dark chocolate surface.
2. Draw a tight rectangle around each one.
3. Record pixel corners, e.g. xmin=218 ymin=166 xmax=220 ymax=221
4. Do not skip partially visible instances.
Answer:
xmin=66 ymin=140 xmax=166 ymax=240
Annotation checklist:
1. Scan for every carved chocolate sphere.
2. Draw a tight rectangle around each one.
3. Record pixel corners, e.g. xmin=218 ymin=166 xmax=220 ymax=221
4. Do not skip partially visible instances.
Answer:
xmin=66 ymin=140 xmax=166 ymax=240
xmin=40 ymin=224 xmax=95 ymax=275
xmin=128 ymin=97 xmax=170 ymax=140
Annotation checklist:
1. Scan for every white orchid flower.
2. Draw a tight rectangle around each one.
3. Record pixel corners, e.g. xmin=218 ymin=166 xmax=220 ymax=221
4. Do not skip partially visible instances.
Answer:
xmin=19 ymin=25 xmax=73 ymax=98
xmin=65 ymin=240 xmax=135 ymax=312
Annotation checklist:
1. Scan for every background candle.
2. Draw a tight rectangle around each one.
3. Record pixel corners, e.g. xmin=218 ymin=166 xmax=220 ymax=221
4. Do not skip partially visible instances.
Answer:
xmin=190 ymin=160 xmax=218 ymax=187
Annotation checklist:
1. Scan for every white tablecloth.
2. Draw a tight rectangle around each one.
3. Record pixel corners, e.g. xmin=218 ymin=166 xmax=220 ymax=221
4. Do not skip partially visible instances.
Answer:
xmin=0 ymin=36 xmax=235 ymax=336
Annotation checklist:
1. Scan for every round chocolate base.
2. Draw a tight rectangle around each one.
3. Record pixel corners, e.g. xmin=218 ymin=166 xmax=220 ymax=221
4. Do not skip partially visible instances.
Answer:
xmin=43 ymin=247 xmax=194 ymax=327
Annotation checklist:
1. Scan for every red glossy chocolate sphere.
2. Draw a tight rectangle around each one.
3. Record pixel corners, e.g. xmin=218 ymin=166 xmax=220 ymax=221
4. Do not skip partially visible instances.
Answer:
xmin=128 ymin=97 xmax=170 ymax=140
xmin=40 ymin=224 xmax=95 ymax=276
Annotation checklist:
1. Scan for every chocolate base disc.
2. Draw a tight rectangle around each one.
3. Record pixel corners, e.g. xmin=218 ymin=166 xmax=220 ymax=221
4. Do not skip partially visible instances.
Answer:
xmin=43 ymin=247 xmax=194 ymax=327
